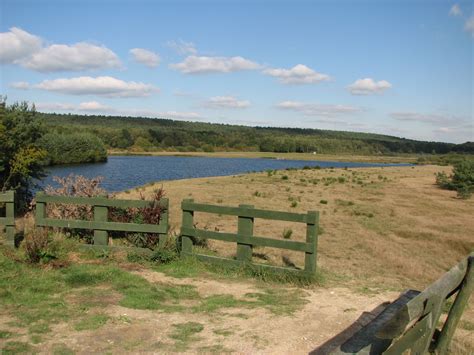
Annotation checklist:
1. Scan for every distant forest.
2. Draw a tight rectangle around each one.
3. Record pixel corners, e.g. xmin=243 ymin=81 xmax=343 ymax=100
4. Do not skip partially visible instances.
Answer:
xmin=39 ymin=112 xmax=474 ymax=155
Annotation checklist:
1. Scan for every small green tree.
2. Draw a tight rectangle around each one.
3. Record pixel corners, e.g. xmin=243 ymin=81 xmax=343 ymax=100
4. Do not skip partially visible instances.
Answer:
xmin=436 ymin=160 xmax=474 ymax=199
xmin=0 ymin=98 xmax=47 ymax=210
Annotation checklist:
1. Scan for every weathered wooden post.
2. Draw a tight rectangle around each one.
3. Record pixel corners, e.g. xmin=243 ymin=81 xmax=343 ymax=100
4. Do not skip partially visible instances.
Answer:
xmin=236 ymin=204 xmax=254 ymax=263
xmin=435 ymin=253 xmax=474 ymax=354
xmin=304 ymin=211 xmax=319 ymax=274
xmin=158 ymin=199 xmax=169 ymax=249
xmin=181 ymin=199 xmax=194 ymax=255
xmin=4 ymin=191 xmax=15 ymax=246
xmin=93 ymin=200 xmax=108 ymax=245
xmin=35 ymin=192 xmax=46 ymax=226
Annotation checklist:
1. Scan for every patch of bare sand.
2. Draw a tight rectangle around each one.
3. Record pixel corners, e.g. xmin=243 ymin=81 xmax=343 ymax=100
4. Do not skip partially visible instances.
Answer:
xmin=35 ymin=281 xmax=399 ymax=354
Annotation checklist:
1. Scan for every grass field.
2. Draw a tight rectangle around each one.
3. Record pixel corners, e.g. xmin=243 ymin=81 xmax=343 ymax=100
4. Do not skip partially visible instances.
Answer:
xmin=1 ymin=164 xmax=473 ymax=353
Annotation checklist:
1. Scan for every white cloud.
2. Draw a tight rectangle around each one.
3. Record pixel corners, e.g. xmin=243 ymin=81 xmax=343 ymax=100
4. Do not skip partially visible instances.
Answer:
xmin=449 ymin=4 xmax=462 ymax=16
xmin=170 ymin=55 xmax=260 ymax=74
xmin=9 ymin=81 xmax=30 ymax=90
xmin=21 ymin=42 xmax=121 ymax=72
xmin=77 ymin=101 xmax=111 ymax=111
xmin=347 ymin=78 xmax=392 ymax=95
xmin=35 ymin=76 xmax=158 ymax=97
xmin=35 ymin=102 xmax=77 ymax=111
xmin=204 ymin=96 xmax=250 ymax=109
xmin=0 ymin=27 xmax=42 ymax=64
xmin=157 ymin=111 xmax=202 ymax=119
xmin=35 ymin=101 xmax=203 ymax=120
xmin=166 ymin=39 xmax=197 ymax=55
xmin=263 ymin=64 xmax=331 ymax=84
xmin=465 ymin=15 xmax=474 ymax=37
xmin=390 ymin=111 xmax=466 ymax=125
xmin=0 ymin=27 xmax=121 ymax=72
xmin=277 ymin=101 xmax=362 ymax=117
xmin=130 ymin=48 xmax=160 ymax=68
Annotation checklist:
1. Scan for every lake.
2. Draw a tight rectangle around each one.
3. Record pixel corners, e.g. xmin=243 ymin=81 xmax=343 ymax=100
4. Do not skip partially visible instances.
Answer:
xmin=42 ymin=155 xmax=412 ymax=192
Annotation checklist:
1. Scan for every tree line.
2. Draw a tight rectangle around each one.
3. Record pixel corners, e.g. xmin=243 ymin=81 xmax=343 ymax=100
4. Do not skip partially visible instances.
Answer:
xmin=39 ymin=112 xmax=473 ymax=155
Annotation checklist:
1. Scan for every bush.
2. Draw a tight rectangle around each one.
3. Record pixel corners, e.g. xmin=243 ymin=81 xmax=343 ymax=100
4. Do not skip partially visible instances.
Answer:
xmin=108 ymin=188 xmax=167 ymax=249
xmin=436 ymin=160 xmax=474 ymax=199
xmin=23 ymin=228 xmax=51 ymax=263
xmin=42 ymin=174 xmax=168 ymax=247
xmin=39 ymin=132 xmax=107 ymax=165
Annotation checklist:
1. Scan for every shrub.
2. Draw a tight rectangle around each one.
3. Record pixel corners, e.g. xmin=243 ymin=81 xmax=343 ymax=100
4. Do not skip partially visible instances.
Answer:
xmin=320 ymin=200 xmax=328 ymax=204
xmin=42 ymin=174 xmax=168 ymax=247
xmin=23 ymin=228 xmax=50 ymax=263
xmin=281 ymin=175 xmax=289 ymax=180
xmin=108 ymin=188 xmax=167 ymax=249
xmin=436 ymin=160 xmax=474 ymax=199
xmin=290 ymin=201 xmax=297 ymax=208
xmin=39 ymin=133 xmax=107 ymax=165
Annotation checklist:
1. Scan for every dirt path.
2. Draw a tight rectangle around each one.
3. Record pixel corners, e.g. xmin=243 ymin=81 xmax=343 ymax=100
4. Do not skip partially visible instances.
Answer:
xmin=10 ymin=268 xmax=399 ymax=354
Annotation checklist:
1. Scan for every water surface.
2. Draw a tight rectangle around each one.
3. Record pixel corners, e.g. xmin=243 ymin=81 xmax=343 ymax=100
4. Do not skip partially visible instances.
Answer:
xmin=42 ymin=155 xmax=411 ymax=192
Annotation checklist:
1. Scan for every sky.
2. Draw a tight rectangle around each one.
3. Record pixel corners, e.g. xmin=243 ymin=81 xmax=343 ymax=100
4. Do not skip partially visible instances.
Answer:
xmin=0 ymin=0 xmax=473 ymax=144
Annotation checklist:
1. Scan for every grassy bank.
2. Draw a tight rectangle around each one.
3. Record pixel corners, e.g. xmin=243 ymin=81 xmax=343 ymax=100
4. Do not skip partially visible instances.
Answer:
xmin=108 ymin=150 xmax=423 ymax=163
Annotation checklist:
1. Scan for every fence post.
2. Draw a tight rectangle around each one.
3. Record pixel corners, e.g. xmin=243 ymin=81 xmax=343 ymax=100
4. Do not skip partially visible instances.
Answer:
xmin=435 ymin=254 xmax=474 ymax=354
xmin=5 ymin=191 xmax=15 ymax=246
xmin=237 ymin=204 xmax=254 ymax=263
xmin=158 ymin=198 xmax=169 ymax=249
xmin=181 ymin=199 xmax=194 ymax=255
xmin=304 ymin=211 xmax=319 ymax=274
xmin=93 ymin=203 xmax=108 ymax=245
xmin=35 ymin=192 xmax=46 ymax=225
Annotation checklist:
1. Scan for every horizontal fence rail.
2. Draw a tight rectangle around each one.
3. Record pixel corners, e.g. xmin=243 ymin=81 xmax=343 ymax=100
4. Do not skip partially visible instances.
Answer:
xmin=0 ymin=190 xmax=15 ymax=246
xmin=330 ymin=252 xmax=474 ymax=355
xmin=180 ymin=199 xmax=319 ymax=276
xmin=35 ymin=193 xmax=169 ymax=250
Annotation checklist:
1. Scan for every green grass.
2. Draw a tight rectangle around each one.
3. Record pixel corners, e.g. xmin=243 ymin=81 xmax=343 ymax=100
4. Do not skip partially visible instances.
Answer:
xmin=1 ymin=341 xmax=33 ymax=354
xmin=74 ymin=314 xmax=110 ymax=331
xmin=169 ymin=322 xmax=204 ymax=351
xmin=0 ymin=246 xmax=315 ymax=348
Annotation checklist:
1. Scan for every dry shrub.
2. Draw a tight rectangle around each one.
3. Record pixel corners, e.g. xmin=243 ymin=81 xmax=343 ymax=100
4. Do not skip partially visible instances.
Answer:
xmin=109 ymin=189 xmax=167 ymax=249
xmin=23 ymin=227 xmax=50 ymax=263
xmin=39 ymin=174 xmax=167 ymax=249
xmin=44 ymin=174 xmax=106 ymax=220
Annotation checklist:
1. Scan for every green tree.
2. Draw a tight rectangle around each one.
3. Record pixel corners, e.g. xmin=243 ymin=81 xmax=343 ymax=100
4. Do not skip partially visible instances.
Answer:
xmin=39 ymin=132 xmax=107 ymax=165
xmin=0 ymin=99 xmax=47 ymax=209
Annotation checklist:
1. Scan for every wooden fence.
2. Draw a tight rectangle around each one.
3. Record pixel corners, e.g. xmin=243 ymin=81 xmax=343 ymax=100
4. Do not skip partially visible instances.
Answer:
xmin=180 ymin=199 xmax=319 ymax=276
xmin=35 ymin=193 xmax=169 ymax=252
xmin=0 ymin=190 xmax=15 ymax=246
xmin=329 ymin=252 xmax=474 ymax=354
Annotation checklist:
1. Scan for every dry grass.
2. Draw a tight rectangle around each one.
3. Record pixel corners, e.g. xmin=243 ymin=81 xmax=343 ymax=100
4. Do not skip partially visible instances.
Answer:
xmin=109 ymin=150 xmax=420 ymax=163
xmin=119 ymin=164 xmax=474 ymax=351
xmin=119 ymin=165 xmax=473 ymax=291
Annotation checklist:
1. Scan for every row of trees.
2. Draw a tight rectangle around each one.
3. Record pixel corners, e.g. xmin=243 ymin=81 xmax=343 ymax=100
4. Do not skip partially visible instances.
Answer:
xmin=39 ymin=112 xmax=474 ymax=155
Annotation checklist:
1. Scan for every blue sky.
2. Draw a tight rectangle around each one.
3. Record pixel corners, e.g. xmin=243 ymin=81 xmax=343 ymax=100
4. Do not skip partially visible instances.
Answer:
xmin=1 ymin=0 xmax=472 ymax=143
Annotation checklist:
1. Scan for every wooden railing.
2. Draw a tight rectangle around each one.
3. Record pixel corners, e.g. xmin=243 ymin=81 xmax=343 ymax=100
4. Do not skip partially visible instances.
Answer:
xmin=329 ymin=253 xmax=474 ymax=354
xmin=0 ymin=190 xmax=15 ymax=246
xmin=180 ymin=199 xmax=319 ymax=276
xmin=35 ymin=193 xmax=169 ymax=252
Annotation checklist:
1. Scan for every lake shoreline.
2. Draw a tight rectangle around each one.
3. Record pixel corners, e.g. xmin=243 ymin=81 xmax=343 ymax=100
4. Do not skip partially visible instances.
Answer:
xmin=107 ymin=150 xmax=422 ymax=164
xmin=43 ymin=155 xmax=414 ymax=193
